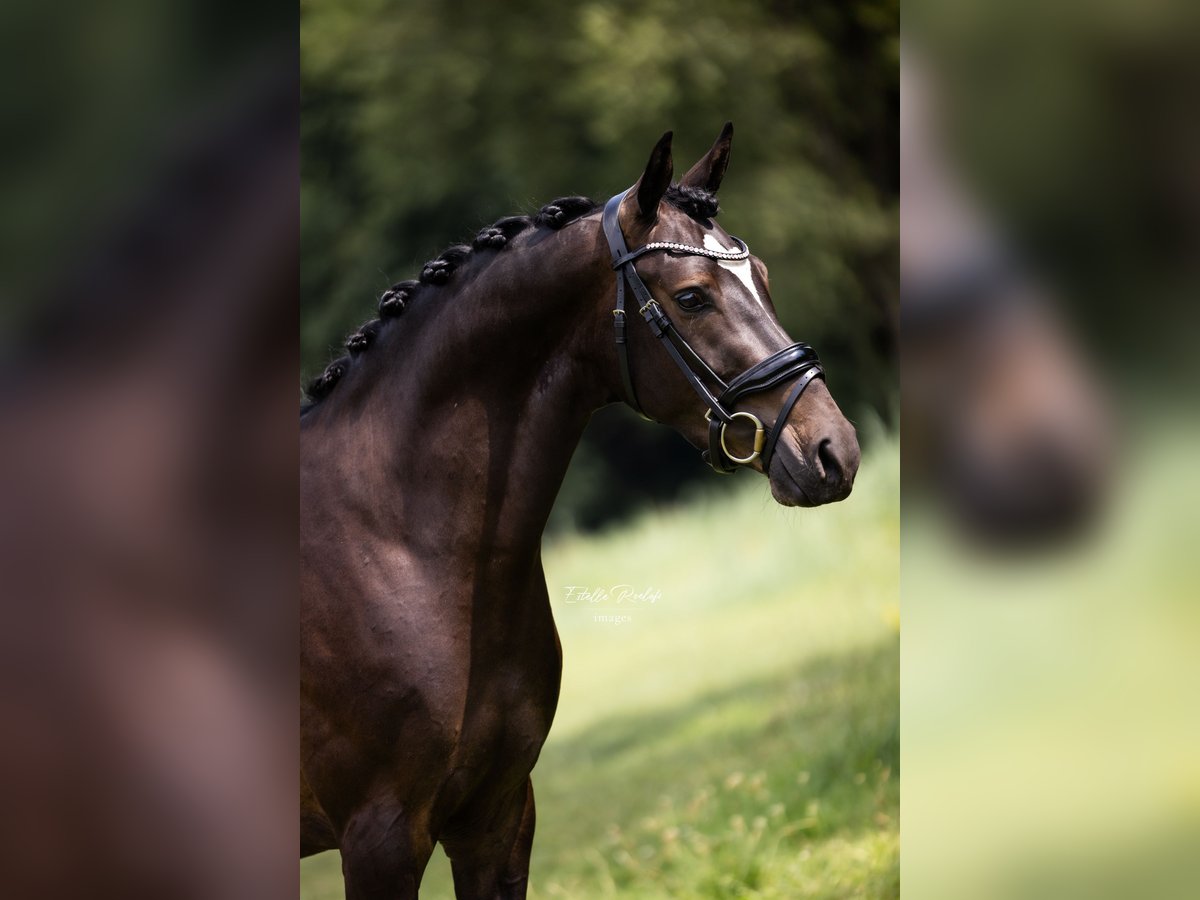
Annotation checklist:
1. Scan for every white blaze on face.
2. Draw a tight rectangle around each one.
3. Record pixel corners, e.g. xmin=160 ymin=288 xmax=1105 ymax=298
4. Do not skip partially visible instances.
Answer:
xmin=702 ymin=233 xmax=765 ymax=310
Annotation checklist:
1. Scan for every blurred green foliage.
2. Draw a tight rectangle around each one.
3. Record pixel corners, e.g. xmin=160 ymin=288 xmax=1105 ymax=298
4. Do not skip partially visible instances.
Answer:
xmin=905 ymin=0 xmax=1200 ymax=384
xmin=301 ymin=0 xmax=898 ymax=527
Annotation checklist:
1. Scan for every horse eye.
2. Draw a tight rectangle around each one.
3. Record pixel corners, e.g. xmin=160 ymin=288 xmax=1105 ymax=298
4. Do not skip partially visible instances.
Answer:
xmin=674 ymin=289 xmax=706 ymax=311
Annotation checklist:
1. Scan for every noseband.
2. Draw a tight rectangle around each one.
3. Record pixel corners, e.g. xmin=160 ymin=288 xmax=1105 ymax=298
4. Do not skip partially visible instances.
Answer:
xmin=602 ymin=189 xmax=825 ymax=474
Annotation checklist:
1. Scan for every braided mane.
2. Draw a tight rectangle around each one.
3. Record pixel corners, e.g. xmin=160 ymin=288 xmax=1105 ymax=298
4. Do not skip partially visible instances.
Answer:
xmin=301 ymin=185 xmax=719 ymax=412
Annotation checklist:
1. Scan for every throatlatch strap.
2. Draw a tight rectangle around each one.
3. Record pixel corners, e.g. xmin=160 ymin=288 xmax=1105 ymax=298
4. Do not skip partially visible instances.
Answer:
xmin=605 ymin=193 xmax=647 ymax=417
xmin=612 ymin=275 xmax=644 ymax=416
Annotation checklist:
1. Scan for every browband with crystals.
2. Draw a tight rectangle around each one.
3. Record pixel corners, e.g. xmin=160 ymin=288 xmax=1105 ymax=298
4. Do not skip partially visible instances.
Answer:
xmin=611 ymin=237 xmax=750 ymax=268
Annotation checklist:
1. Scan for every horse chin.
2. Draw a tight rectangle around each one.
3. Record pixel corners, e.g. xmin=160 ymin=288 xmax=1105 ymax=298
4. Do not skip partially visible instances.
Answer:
xmin=768 ymin=474 xmax=815 ymax=507
xmin=766 ymin=452 xmax=818 ymax=508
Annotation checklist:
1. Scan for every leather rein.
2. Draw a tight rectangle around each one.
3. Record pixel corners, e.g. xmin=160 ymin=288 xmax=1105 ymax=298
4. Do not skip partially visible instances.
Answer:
xmin=602 ymin=189 xmax=825 ymax=474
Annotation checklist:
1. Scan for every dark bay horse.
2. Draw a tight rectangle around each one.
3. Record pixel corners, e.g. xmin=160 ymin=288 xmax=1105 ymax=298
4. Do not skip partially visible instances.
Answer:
xmin=300 ymin=125 xmax=860 ymax=898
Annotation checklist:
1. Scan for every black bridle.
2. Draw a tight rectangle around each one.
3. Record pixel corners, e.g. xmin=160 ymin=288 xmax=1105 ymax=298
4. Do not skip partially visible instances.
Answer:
xmin=602 ymin=189 xmax=825 ymax=474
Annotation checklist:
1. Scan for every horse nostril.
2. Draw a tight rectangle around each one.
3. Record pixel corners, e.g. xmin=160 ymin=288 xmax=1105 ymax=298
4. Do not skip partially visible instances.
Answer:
xmin=817 ymin=438 xmax=843 ymax=485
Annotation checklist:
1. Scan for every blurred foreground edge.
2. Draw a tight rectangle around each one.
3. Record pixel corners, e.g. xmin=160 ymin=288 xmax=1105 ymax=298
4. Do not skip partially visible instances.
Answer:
xmin=900 ymin=44 xmax=1114 ymax=550
xmin=901 ymin=13 xmax=1200 ymax=900
xmin=0 ymin=39 xmax=298 ymax=900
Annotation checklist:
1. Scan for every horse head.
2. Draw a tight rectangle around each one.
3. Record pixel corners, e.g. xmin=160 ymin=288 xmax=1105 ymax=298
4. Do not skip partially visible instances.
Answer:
xmin=600 ymin=125 xmax=860 ymax=507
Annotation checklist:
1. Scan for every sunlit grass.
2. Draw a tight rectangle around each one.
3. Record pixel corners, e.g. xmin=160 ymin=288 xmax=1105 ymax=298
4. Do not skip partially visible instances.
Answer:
xmin=301 ymin=436 xmax=899 ymax=898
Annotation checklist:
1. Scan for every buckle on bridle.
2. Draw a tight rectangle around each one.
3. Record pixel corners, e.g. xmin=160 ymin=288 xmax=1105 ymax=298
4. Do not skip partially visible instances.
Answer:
xmin=705 ymin=409 xmax=765 ymax=465
xmin=638 ymin=299 xmax=661 ymax=317
xmin=611 ymin=309 xmax=625 ymax=318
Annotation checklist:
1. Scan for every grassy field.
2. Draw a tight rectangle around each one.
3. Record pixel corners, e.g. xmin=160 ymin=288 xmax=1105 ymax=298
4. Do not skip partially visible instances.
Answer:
xmin=301 ymin=437 xmax=899 ymax=899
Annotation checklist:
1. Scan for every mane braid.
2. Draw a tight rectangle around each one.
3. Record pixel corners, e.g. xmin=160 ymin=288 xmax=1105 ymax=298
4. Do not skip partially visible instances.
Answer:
xmin=420 ymin=244 xmax=471 ymax=285
xmin=473 ymin=215 xmax=532 ymax=250
xmin=345 ymin=319 xmax=382 ymax=356
xmin=300 ymin=196 xmax=599 ymax=413
xmin=379 ymin=280 xmax=420 ymax=318
xmin=305 ymin=355 xmax=350 ymax=402
xmin=535 ymin=197 xmax=597 ymax=229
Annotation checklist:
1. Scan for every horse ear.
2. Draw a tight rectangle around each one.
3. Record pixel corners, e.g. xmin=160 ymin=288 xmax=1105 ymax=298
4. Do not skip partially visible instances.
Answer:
xmin=680 ymin=121 xmax=734 ymax=193
xmin=632 ymin=131 xmax=674 ymax=223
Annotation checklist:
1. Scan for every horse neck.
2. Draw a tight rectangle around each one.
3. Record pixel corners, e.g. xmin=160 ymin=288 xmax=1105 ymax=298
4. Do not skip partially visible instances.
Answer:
xmin=306 ymin=220 xmax=615 ymax=569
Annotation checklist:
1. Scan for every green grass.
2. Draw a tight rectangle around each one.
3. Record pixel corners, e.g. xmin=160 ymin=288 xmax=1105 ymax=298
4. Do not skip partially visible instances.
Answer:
xmin=302 ymin=437 xmax=899 ymax=898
